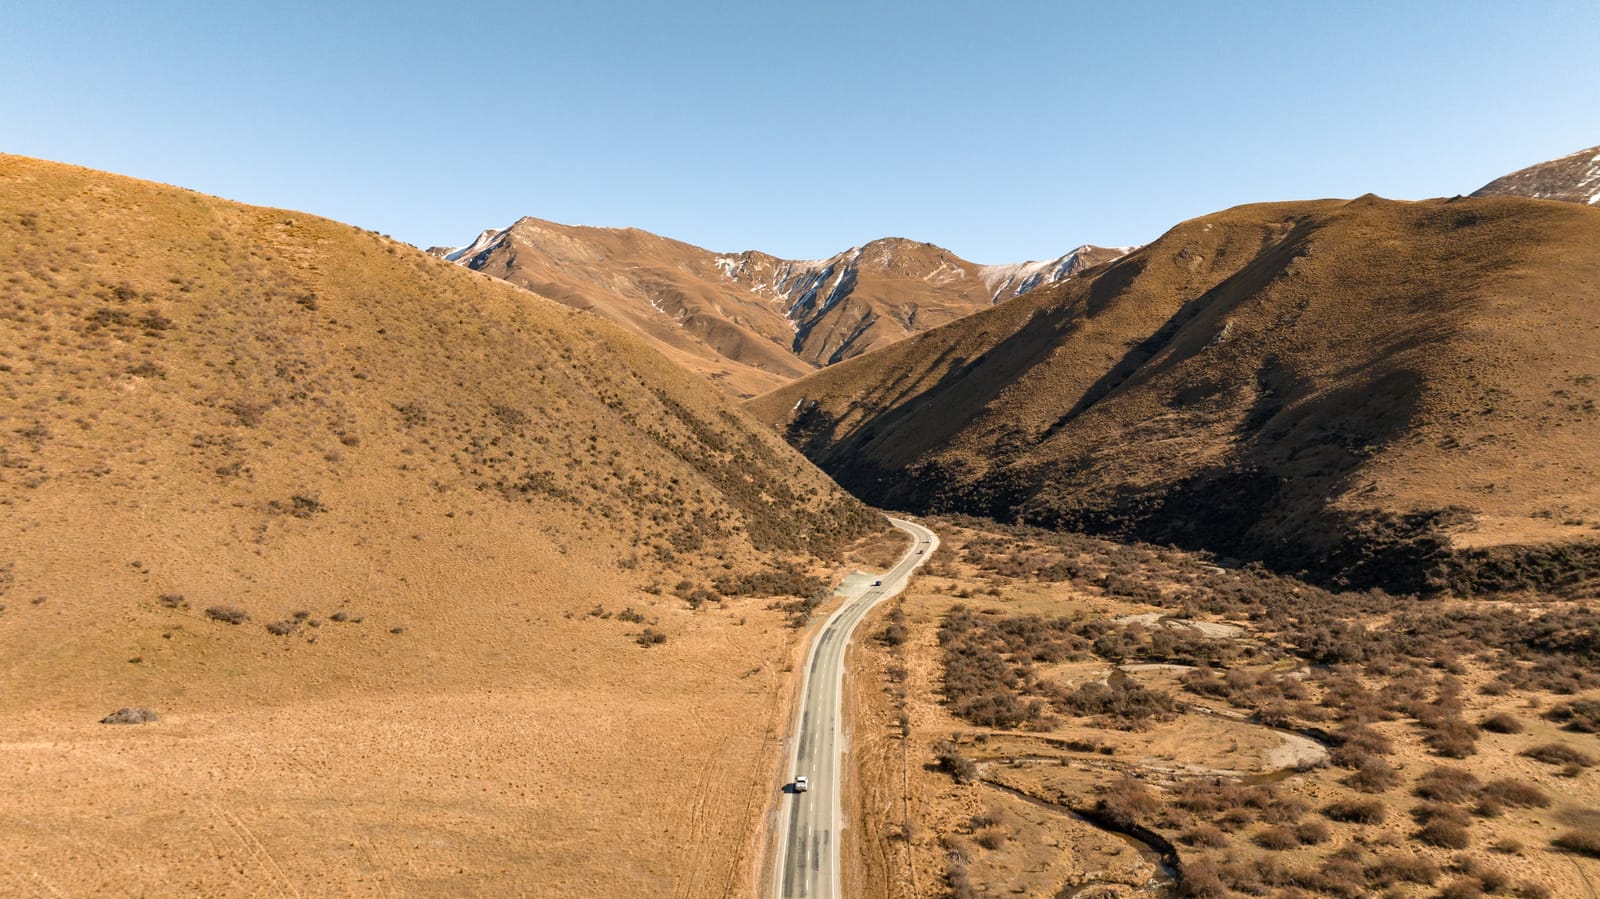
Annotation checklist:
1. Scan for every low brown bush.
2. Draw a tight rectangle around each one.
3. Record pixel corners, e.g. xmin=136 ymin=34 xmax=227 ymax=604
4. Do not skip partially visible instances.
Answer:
xmin=1417 ymin=819 xmax=1471 ymax=849
xmin=1368 ymin=852 xmax=1440 ymax=886
xmin=1253 ymin=824 xmax=1299 ymax=850
xmin=974 ymin=826 xmax=1006 ymax=850
xmin=1345 ymin=754 xmax=1401 ymax=793
xmin=1480 ymin=778 xmax=1550 ymax=808
xmin=934 ymin=742 xmax=978 ymax=784
xmin=1335 ymin=722 xmax=1395 ymax=755
xmin=1054 ymin=678 xmax=1179 ymax=729
xmin=1479 ymin=712 xmax=1523 ymax=734
xmin=1095 ymin=773 xmax=1157 ymax=830
xmin=1545 ymin=698 xmax=1600 ymax=733
xmin=1294 ymin=819 xmax=1331 ymax=845
xmin=1521 ymin=742 xmax=1594 ymax=768
xmin=1178 ymin=857 xmax=1230 ymax=899
xmin=1554 ymin=829 xmax=1600 ymax=858
xmin=1324 ymin=798 xmax=1386 ymax=824
xmin=1414 ymin=766 xmax=1481 ymax=802
xmin=205 ymin=605 xmax=249 ymax=624
xmin=1424 ymin=717 xmax=1480 ymax=758
xmin=1179 ymin=823 xmax=1228 ymax=848
xmin=1412 ymin=801 xmax=1471 ymax=828
xmin=1436 ymin=878 xmax=1484 ymax=899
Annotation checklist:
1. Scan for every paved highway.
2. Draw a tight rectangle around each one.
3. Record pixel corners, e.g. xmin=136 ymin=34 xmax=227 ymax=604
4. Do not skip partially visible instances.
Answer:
xmin=772 ymin=516 xmax=938 ymax=899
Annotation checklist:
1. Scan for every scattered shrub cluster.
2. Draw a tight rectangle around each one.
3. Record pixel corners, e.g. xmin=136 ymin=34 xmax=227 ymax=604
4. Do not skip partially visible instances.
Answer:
xmin=938 ymin=605 xmax=1084 ymax=730
xmin=1054 ymin=678 xmax=1179 ymax=729
xmin=1545 ymin=698 xmax=1600 ymax=733
xmin=711 ymin=560 xmax=826 ymax=600
xmin=205 ymin=604 xmax=250 ymax=624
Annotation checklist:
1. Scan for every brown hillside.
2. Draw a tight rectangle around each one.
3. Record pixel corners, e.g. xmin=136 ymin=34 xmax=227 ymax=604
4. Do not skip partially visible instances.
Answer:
xmin=752 ymin=195 xmax=1600 ymax=595
xmin=454 ymin=217 xmax=1123 ymax=395
xmin=0 ymin=154 xmax=882 ymax=896
xmin=462 ymin=217 xmax=814 ymax=396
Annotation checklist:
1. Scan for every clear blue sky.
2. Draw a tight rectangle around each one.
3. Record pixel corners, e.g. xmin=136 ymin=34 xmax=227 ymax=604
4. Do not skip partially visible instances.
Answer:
xmin=4 ymin=1 xmax=1596 ymax=263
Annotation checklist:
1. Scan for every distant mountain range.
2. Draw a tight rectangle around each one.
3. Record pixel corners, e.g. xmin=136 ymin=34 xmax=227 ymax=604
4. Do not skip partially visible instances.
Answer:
xmin=1473 ymin=143 xmax=1600 ymax=206
xmin=429 ymin=220 xmax=1125 ymax=396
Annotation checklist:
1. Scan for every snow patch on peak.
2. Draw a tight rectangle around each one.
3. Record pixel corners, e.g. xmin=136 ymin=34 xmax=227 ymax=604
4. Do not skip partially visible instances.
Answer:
xmin=439 ymin=227 xmax=508 ymax=265
xmin=977 ymin=246 xmax=1131 ymax=304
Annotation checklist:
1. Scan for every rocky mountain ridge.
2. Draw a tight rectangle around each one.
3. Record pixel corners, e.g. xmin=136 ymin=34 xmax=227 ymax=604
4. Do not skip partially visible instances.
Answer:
xmin=1472 ymin=143 xmax=1600 ymax=206
xmin=431 ymin=218 xmax=1124 ymax=395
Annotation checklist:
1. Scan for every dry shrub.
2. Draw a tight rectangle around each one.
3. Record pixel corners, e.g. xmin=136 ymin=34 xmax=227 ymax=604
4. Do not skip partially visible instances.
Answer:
xmin=1293 ymin=819 xmax=1331 ymax=845
xmin=1413 ymin=801 xmax=1471 ymax=828
xmin=1417 ymin=819 xmax=1471 ymax=849
xmin=1344 ymin=754 xmax=1401 ymax=793
xmin=1055 ymin=678 xmax=1179 ymax=729
xmin=1545 ymin=698 xmax=1600 ymax=733
xmin=1258 ymin=794 xmax=1311 ymax=825
xmin=1554 ymin=829 xmax=1600 ymax=858
xmin=1521 ymin=742 xmax=1594 ymax=768
xmin=1253 ymin=824 xmax=1299 ymax=850
xmin=946 ymin=858 xmax=975 ymax=899
xmin=1479 ymin=712 xmax=1523 ymax=734
xmin=934 ymin=742 xmax=977 ymax=784
xmin=969 ymin=806 xmax=1009 ymax=829
xmin=1313 ymin=857 xmax=1370 ymax=899
xmin=974 ymin=826 xmax=1006 ymax=850
xmin=1335 ymin=721 xmax=1395 ymax=755
xmin=1180 ymin=823 xmax=1228 ymax=848
xmin=1436 ymin=878 xmax=1484 ymax=899
xmin=1095 ymin=773 xmax=1157 ymax=830
xmin=1424 ymin=716 xmax=1480 ymax=758
xmin=1178 ymin=857 xmax=1230 ymax=899
xmin=1324 ymin=798 xmax=1386 ymax=824
xmin=1480 ymin=778 xmax=1550 ymax=809
xmin=1368 ymin=852 xmax=1440 ymax=886
xmin=205 ymin=604 xmax=249 ymax=624
xmin=1414 ymin=766 xmax=1481 ymax=802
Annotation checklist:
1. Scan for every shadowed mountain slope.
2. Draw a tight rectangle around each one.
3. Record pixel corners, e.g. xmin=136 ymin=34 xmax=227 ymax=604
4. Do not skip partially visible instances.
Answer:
xmin=438 ymin=217 xmax=1123 ymax=396
xmin=752 ymin=195 xmax=1600 ymax=595
xmin=0 ymin=154 xmax=881 ymax=895
xmin=1472 ymin=143 xmax=1600 ymax=206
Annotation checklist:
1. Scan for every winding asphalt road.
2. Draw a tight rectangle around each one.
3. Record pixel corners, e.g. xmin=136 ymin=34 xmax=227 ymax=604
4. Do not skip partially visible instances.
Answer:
xmin=772 ymin=516 xmax=938 ymax=899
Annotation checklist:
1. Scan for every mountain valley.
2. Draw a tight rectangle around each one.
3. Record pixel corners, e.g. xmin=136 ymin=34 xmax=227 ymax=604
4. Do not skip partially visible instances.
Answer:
xmin=753 ymin=191 xmax=1600 ymax=596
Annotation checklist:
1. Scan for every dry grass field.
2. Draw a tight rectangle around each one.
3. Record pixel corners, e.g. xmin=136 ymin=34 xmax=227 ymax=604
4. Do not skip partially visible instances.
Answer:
xmin=0 ymin=153 xmax=887 ymax=896
xmin=753 ymin=195 xmax=1600 ymax=596
xmin=845 ymin=518 xmax=1599 ymax=899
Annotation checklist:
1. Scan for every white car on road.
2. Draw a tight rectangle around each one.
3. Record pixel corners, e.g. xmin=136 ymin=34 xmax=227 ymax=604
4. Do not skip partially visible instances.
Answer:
xmin=793 ymin=775 xmax=809 ymax=793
